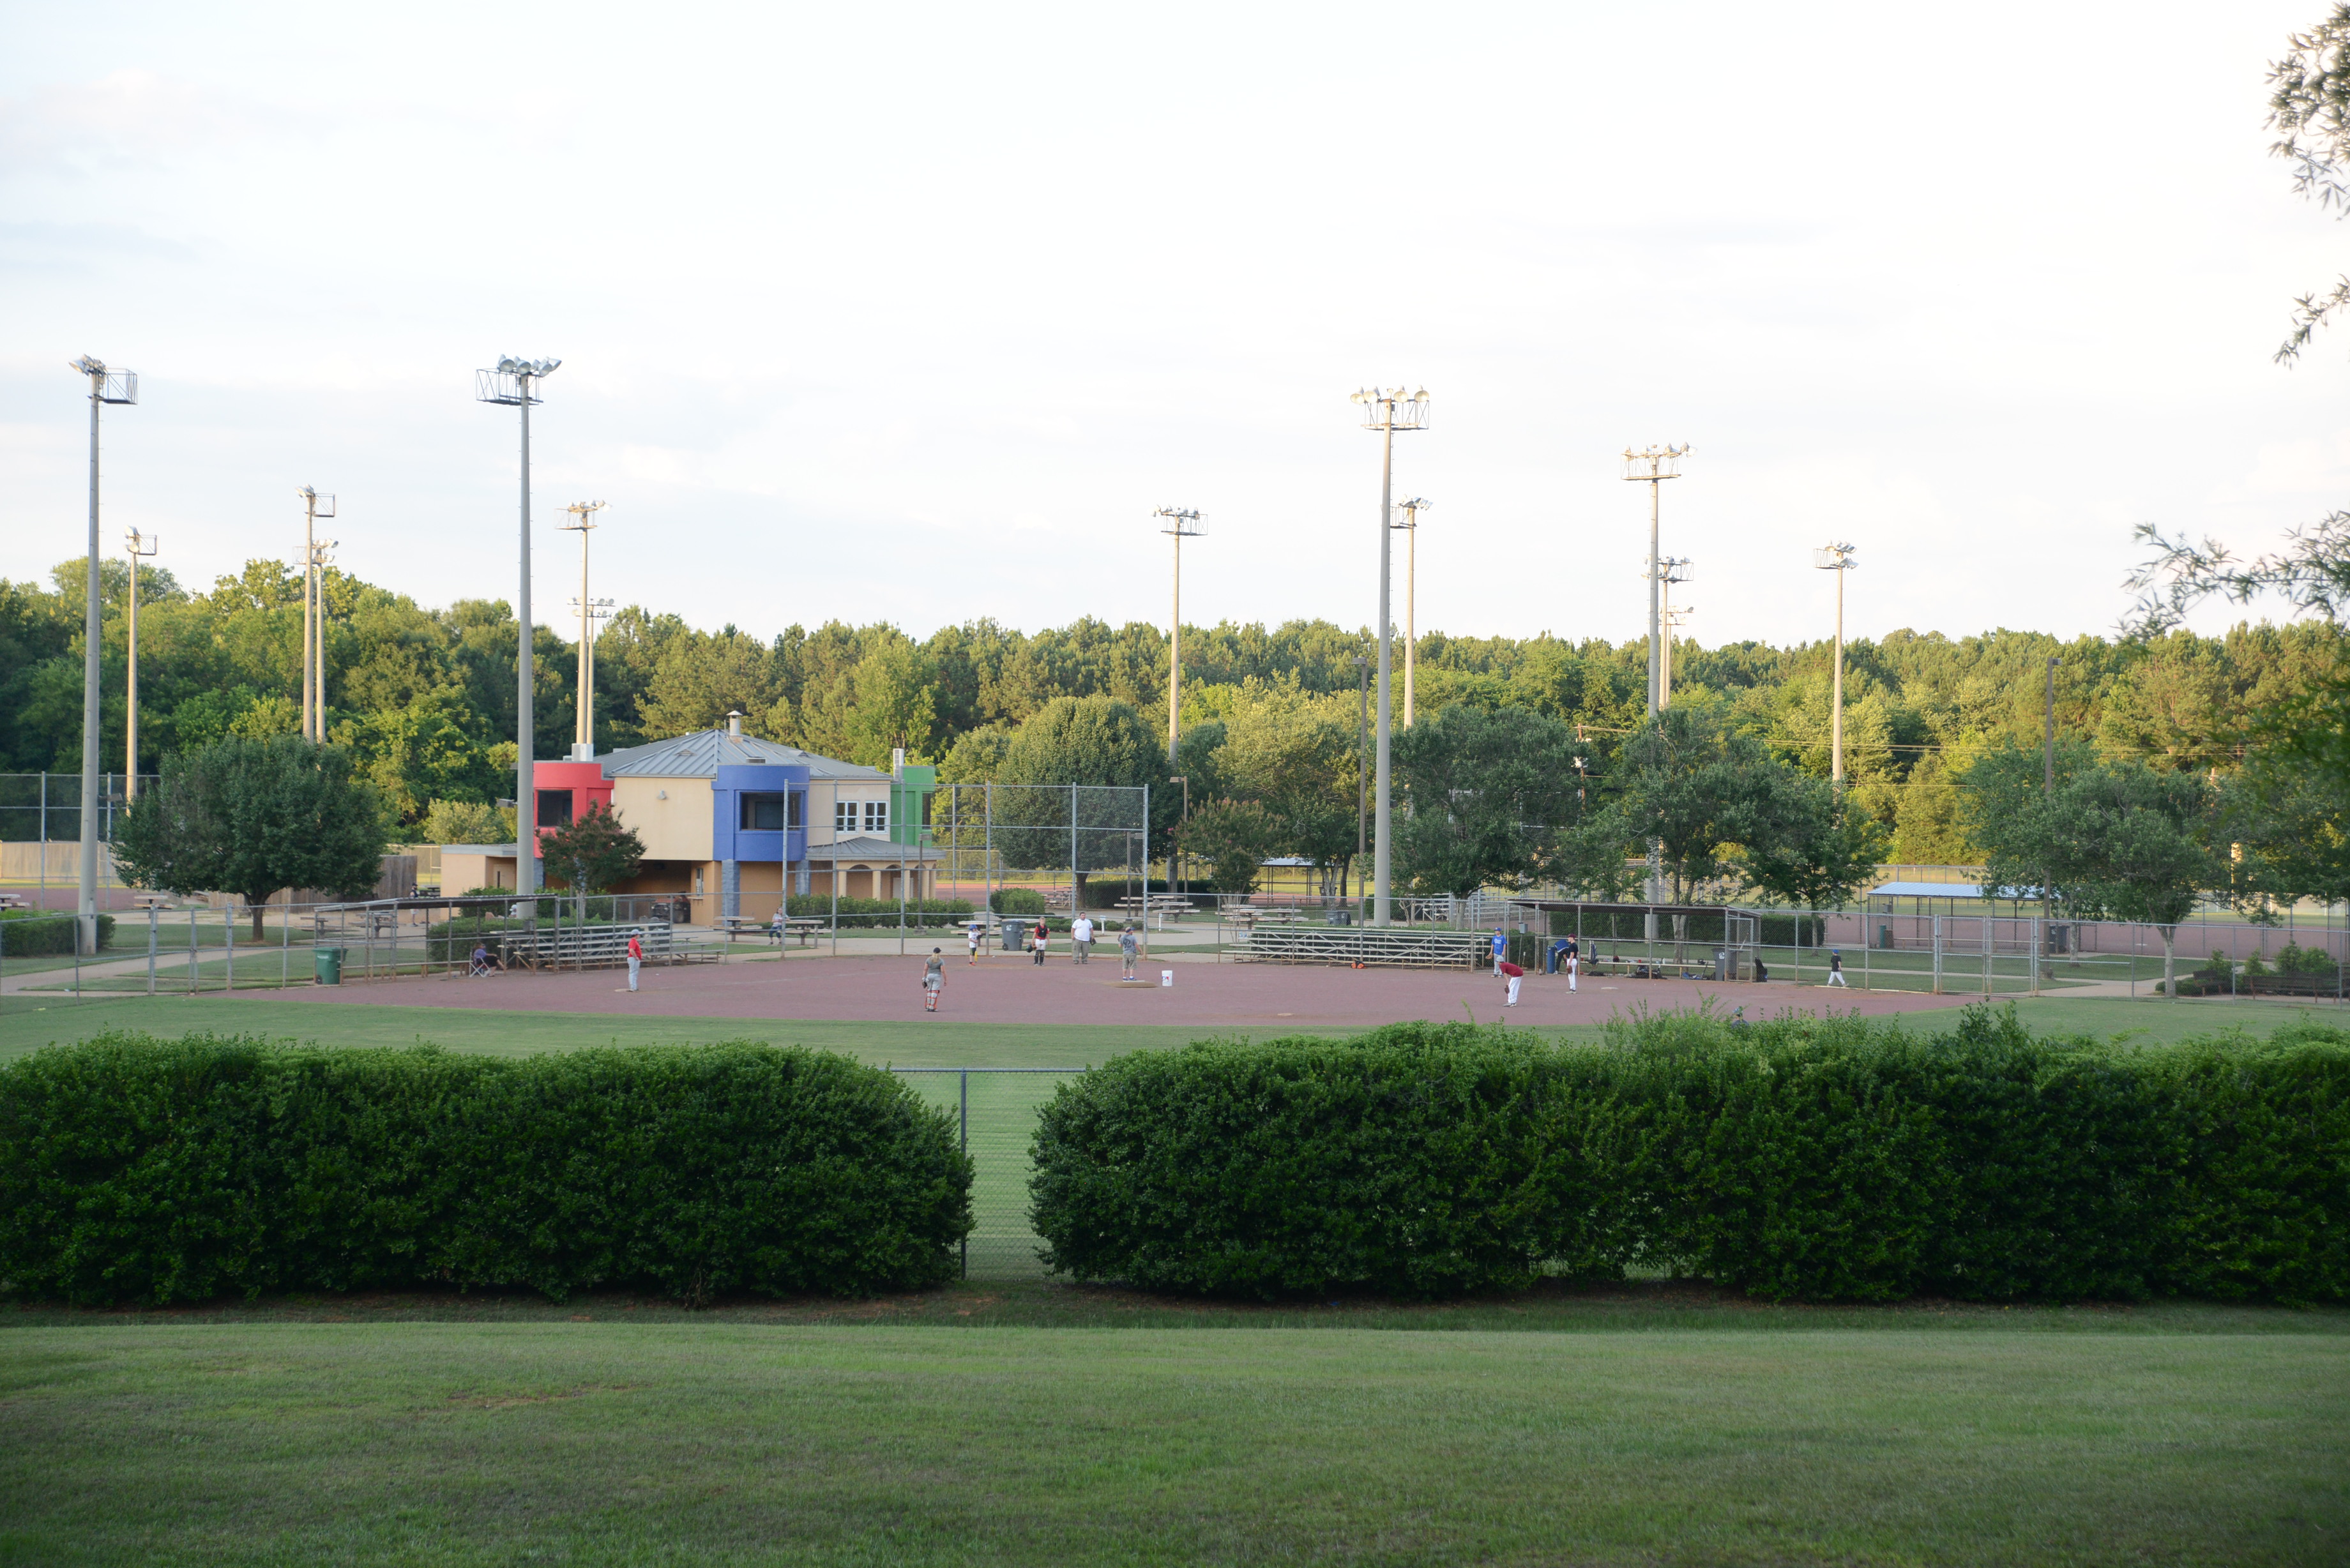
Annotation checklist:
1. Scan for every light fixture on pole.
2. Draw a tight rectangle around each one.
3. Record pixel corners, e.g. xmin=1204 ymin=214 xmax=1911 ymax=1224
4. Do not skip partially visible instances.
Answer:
xmin=1391 ymin=498 xmax=1429 ymax=727
xmin=1351 ymin=386 xmax=1430 ymax=927
xmin=1813 ymin=542 xmax=1858 ymax=786
xmin=1153 ymin=508 xmax=1204 ymax=764
xmin=1622 ymin=445 xmax=1689 ymax=719
xmin=1658 ymin=556 xmax=1694 ymax=709
xmin=1623 ymin=444 xmax=1686 ymax=919
xmin=560 ymin=501 xmax=611 ymax=760
xmin=476 ymin=355 xmax=561 ymax=894
xmin=71 ymin=356 xmax=135 ymax=958
xmin=124 ymin=529 xmax=158 ymax=799
xmin=296 ymin=488 xmax=337 ymax=742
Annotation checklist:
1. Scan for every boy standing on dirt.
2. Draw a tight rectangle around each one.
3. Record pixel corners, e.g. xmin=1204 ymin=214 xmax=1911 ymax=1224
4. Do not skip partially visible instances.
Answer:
xmin=923 ymin=947 xmax=945 ymax=1011
xmin=1827 ymin=949 xmax=1847 ymax=986
xmin=1072 ymin=912 xmax=1094 ymax=965
xmin=966 ymin=920 xmax=984 ymax=965
xmin=626 ymin=931 xmax=643 ymax=992
xmin=1119 ymin=922 xmax=1140 ymax=981
xmin=1563 ymin=936 xmax=1579 ymax=993
xmin=1497 ymin=958 xmax=1525 ymax=1007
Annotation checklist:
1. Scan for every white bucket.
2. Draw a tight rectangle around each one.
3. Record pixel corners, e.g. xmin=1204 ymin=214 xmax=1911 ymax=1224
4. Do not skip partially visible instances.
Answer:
xmin=1160 ymin=970 xmax=1174 ymax=987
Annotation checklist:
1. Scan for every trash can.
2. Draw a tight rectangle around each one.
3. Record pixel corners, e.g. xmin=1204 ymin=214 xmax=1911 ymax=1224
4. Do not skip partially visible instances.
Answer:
xmin=1713 ymin=948 xmax=1731 ymax=981
xmin=314 ymin=946 xmax=345 ymax=986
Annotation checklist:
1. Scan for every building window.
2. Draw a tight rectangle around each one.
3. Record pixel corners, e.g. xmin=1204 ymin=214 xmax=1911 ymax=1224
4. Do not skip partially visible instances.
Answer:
xmin=740 ymin=794 xmax=787 ymax=832
xmin=789 ymin=791 xmax=804 ymax=828
xmin=835 ymin=800 xmax=856 ymax=835
xmin=864 ymin=800 xmax=888 ymax=834
xmin=536 ymin=789 xmax=573 ymax=827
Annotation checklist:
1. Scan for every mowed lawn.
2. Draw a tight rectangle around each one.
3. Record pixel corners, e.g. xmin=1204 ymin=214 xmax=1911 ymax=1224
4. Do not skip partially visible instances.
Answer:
xmin=1 ymin=1312 xmax=2343 ymax=1567
xmin=0 ymin=990 xmax=2326 ymax=1067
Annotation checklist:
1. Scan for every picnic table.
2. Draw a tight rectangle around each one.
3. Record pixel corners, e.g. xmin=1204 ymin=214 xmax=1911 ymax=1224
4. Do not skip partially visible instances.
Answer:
xmin=720 ymin=916 xmax=824 ymax=947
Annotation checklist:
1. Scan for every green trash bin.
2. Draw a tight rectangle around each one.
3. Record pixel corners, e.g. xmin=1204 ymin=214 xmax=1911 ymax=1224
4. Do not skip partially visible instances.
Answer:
xmin=314 ymin=946 xmax=345 ymax=986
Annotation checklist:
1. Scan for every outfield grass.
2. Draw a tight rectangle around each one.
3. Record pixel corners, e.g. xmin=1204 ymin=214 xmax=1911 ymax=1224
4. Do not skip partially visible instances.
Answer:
xmin=1 ymin=1310 xmax=2340 ymax=1565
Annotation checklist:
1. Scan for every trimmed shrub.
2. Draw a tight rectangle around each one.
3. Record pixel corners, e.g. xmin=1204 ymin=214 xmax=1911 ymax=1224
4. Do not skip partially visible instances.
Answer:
xmin=1029 ymin=1007 xmax=2350 ymax=1302
xmin=990 ymin=887 xmax=1047 ymax=917
xmin=1031 ymin=1021 xmax=1640 ymax=1297
xmin=0 ymin=1034 xmax=972 ymax=1306
xmin=0 ymin=910 xmax=115 ymax=957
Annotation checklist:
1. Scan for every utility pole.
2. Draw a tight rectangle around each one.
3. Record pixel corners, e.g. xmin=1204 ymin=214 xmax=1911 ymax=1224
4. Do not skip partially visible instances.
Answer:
xmin=1392 ymin=498 xmax=1429 ymax=726
xmin=1623 ymin=444 xmax=1686 ymax=915
xmin=1814 ymin=543 xmax=1858 ymax=785
xmin=124 ymin=529 xmax=157 ymax=799
xmin=2042 ymin=654 xmax=2059 ymax=969
xmin=297 ymin=488 xmax=337 ymax=742
xmin=1351 ymin=386 xmax=1430 ymax=926
xmin=476 ymin=356 xmax=561 ymax=894
xmin=71 ymin=356 xmax=135 ymax=958
xmin=1658 ymin=556 xmax=1693 ymax=709
xmin=1154 ymin=508 xmax=1204 ymax=764
xmin=561 ymin=501 xmax=611 ymax=760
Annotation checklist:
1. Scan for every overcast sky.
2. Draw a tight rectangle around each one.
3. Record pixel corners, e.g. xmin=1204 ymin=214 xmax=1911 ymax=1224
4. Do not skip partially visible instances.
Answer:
xmin=5 ymin=1 xmax=2347 ymax=654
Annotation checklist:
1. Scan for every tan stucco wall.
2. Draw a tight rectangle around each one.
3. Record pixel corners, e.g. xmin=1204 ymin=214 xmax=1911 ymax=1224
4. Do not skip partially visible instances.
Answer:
xmin=440 ymin=850 xmax=517 ymax=893
xmin=611 ymin=777 xmax=713 ymax=862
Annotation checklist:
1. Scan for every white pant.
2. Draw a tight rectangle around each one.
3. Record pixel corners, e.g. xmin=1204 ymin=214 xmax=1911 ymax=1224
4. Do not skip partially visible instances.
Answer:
xmin=1505 ymin=975 xmax=1521 ymax=1006
xmin=1826 ymin=969 xmax=1846 ymax=986
xmin=1566 ymin=960 xmax=1577 ymax=991
xmin=627 ymin=955 xmax=641 ymax=991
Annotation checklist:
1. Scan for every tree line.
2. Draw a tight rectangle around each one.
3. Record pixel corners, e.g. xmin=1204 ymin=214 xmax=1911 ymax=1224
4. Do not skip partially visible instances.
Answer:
xmin=4 ymin=552 xmax=2343 ymax=908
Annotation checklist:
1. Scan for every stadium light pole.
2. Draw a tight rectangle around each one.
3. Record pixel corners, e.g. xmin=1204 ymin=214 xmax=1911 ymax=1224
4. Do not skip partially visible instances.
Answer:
xmin=1623 ymin=446 xmax=1688 ymax=718
xmin=1154 ymin=508 xmax=1204 ymax=764
xmin=1658 ymin=556 xmax=1693 ymax=709
xmin=71 ymin=356 xmax=135 ymax=957
xmin=123 ymin=529 xmax=157 ymax=799
xmin=476 ymin=355 xmax=561 ymax=894
xmin=1814 ymin=543 xmax=1858 ymax=787
xmin=1354 ymin=653 xmax=1370 ymax=899
xmin=297 ymin=488 xmax=337 ymax=742
xmin=561 ymin=501 xmax=611 ymax=760
xmin=1623 ymin=444 xmax=1685 ymax=914
xmin=1393 ymin=498 xmax=1429 ymax=726
xmin=1351 ymin=386 xmax=1430 ymax=926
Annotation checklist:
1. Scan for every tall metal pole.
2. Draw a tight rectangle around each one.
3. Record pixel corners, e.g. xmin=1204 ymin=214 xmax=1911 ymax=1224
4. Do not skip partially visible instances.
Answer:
xmin=1375 ymin=416 xmax=1395 ymax=925
xmin=1393 ymin=499 xmax=1427 ymax=727
xmin=303 ymin=494 xmax=318 ymax=740
xmin=125 ymin=530 xmax=155 ymax=799
xmin=1155 ymin=509 xmax=1201 ymax=766
xmin=561 ymin=501 xmax=607 ymax=758
xmin=1353 ymin=390 xmax=1428 ymax=927
xmin=2041 ymin=654 xmax=2059 ymax=961
xmin=79 ymin=372 xmax=103 ymax=956
xmin=1624 ymin=446 xmax=1686 ymax=916
xmin=517 ymin=377 xmax=537 ymax=894
xmin=1814 ymin=543 xmax=1856 ymax=788
xmin=1832 ymin=563 xmax=1846 ymax=786
xmin=1646 ymin=477 xmax=1662 ymax=716
xmin=1169 ymin=527 xmax=1181 ymax=762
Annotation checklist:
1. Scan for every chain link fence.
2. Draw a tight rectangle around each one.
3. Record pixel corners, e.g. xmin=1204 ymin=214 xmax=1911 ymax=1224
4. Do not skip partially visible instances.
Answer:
xmin=890 ymin=1067 xmax=1083 ymax=1279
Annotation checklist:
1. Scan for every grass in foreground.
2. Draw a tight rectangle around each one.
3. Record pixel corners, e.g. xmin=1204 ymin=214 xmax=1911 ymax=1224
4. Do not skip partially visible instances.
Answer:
xmin=1 ymin=1307 xmax=2342 ymax=1566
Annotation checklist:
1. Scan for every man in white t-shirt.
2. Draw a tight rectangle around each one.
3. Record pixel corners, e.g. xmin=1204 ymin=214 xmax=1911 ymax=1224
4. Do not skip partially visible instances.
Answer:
xmin=1071 ymin=914 xmax=1094 ymax=965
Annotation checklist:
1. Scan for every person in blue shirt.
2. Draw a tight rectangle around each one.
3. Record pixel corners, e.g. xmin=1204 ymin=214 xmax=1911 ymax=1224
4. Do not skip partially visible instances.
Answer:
xmin=1491 ymin=928 xmax=1507 ymax=970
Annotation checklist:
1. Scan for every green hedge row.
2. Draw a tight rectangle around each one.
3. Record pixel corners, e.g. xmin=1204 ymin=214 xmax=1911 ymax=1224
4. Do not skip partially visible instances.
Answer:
xmin=0 ymin=910 xmax=115 ymax=957
xmin=1029 ymin=1009 xmax=2350 ymax=1302
xmin=0 ymin=1035 xmax=972 ymax=1306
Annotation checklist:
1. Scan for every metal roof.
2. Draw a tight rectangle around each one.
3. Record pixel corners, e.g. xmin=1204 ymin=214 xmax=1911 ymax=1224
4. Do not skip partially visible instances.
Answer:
xmin=1872 ymin=880 xmax=1986 ymax=898
xmin=1869 ymin=880 xmax=2045 ymax=900
xmin=814 ymin=834 xmax=946 ymax=863
xmin=597 ymin=729 xmax=888 ymax=781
